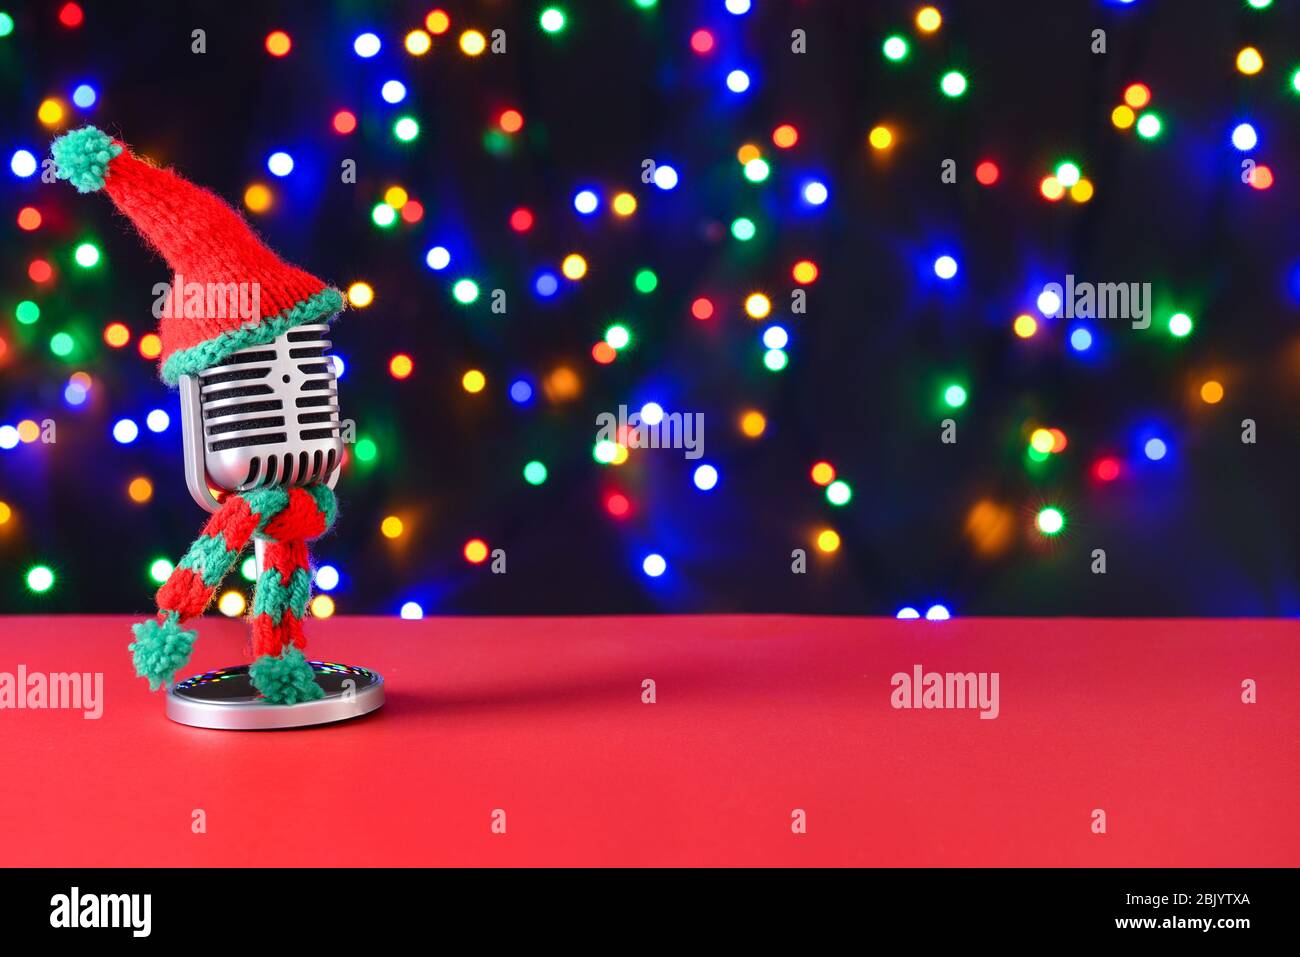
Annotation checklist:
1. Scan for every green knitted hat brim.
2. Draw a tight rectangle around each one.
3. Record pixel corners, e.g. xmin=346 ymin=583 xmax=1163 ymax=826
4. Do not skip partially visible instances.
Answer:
xmin=160 ymin=287 xmax=344 ymax=386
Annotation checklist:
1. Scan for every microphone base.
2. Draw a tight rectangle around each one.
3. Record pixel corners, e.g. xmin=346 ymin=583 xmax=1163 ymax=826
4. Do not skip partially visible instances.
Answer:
xmin=165 ymin=661 xmax=384 ymax=730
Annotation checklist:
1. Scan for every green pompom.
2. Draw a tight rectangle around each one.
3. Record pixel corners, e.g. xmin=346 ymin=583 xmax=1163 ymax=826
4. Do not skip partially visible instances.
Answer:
xmin=50 ymin=125 xmax=122 ymax=193
xmin=250 ymin=647 xmax=324 ymax=705
xmin=129 ymin=612 xmax=197 ymax=691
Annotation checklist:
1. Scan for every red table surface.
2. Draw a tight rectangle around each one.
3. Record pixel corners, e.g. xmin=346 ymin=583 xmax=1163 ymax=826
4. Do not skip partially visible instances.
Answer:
xmin=0 ymin=615 xmax=1295 ymax=867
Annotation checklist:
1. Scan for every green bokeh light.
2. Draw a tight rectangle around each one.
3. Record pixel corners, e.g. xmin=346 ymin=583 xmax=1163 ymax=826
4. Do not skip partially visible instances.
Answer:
xmin=149 ymin=558 xmax=175 ymax=584
xmin=15 ymin=300 xmax=39 ymax=324
xmin=354 ymin=437 xmax=378 ymax=462
xmin=605 ymin=323 xmax=631 ymax=350
xmin=826 ymin=480 xmax=852 ymax=506
xmin=634 ymin=269 xmax=658 ymax=293
xmin=1136 ymin=112 xmax=1162 ymax=139
xmin=394 ymin=116 xmax=419 ymax=142
xmin=743 ymin=158 xmax=770 ymax=182
xmin=26 ymin=565 xmax=55 ymax=593
xmin=940 ymin=70 xmax=968 ymax=97
xmin=74 ymin=242 xmax=101 ymax=267
xmin=540 ymin=7 xmax=566 ymax=33
xmin=50 ymin=331 xmax=75 ymax=357
xmin=1169 ymin=312 xmax=1193 ymax=337
xmin=1036 ymin=507 xmax=1065 ymax=536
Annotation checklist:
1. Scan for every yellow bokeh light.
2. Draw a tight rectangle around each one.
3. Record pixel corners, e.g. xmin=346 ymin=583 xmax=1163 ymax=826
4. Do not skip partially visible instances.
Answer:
xmin=218 ymin=591 xmax=246 ymax=617
xmin=1070 ymin=179 xmax=1094 ymax=203
xmin=383 ymin=186 xmax=408 ymax=209
xmin=1040 ymin=176 xmax=1065 ymax=201
xmin=562 ymin=254 xmax=587 ymax=280
xmin=265 ymin=31 xmax=292 ymax=57
xmin=915 ymin=6 xmax=942 ymax=33
xmin=1200 ymin=380 xmax=1224 ymax=404
xmin=104 ymin=322 xmax=130 ymax=347
xmin=740 ymin=410 xmax=767 ymax=438
xmin=244 ymin=183 xmax=272 ymax=213
xmin=745 ymin=293 xmax=771 ymax=319
xmin=128 ymin=476 xmax=153 ymax=503
xmin=612 ymin=192 xmax=637 ymax=216
xmin=868 ymin=125 xmax=894 ymax=150
xmin=792 ymin=260 xmax=818 ymax=284
xmin=460 ymin=29 xmax=486 ymax=56
xmin=426 ymin=10 xmax=451 ymax=34
xmin=737 ymin=143 xmax=761 ymax=165
xmin=1236 ymin=46 xmax=1263 ymax=75
xmin=310 ymin=594 xmax=335 ymax=619
xmin=405 ymin=29 xmax=432 ymax=55
xmin=1013 ymin=314 xmax=1038 ymax=338
xmin=816 ymin=529 xmax=841 ymax=553
xmin=381 ymin=516 xmax=405 ymax=539
xmin=1111 ymin=105 xmax=1135 ymax=129
xmin=1030 ymin=428 xmax=1056 ymax=454
xmin=611 ymin=443 xmax=630 ymax=465
xmin=347 ymin=281 xmax=374 ymax=308
xmin=462 ymin=369 xmax=486 ymax=393
xmin=139 ymin=333 xmax=163 ymax=359
xmin=0 ymin=501 xmax=12 ymax=526
xmin=389 ymin=354 xmax=414 ymax=379
xmin=17 ymin=419 xmax=39 ymax=443
xmin=37 ymin=98 xmax=65 ymax=127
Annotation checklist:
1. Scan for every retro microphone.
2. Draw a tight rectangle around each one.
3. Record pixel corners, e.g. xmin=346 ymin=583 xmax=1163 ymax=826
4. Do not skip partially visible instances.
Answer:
xmin=170 ymin=325 xmax=384 ymax=730
xmin=48 ymin=125 xmax=383 ymax=729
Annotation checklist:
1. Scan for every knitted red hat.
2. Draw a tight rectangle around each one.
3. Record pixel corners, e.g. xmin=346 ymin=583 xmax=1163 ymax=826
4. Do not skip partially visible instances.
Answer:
xmin=50 ymin=126 xmax=343 ymax=385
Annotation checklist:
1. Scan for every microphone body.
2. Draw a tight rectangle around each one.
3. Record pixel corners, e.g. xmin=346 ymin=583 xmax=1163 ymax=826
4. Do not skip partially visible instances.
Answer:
xmin=180 ymin=323 xmax=343 ymax=513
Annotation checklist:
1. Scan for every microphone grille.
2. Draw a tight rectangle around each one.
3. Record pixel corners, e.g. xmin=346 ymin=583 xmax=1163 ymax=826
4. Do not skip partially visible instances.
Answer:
xmin=196 ymin=324 xmax=343 ymax=491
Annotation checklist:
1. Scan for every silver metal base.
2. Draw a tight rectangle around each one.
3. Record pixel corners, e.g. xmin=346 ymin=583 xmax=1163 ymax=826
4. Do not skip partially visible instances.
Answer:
xmin=166 ymin=661 xmax=384 ymax=730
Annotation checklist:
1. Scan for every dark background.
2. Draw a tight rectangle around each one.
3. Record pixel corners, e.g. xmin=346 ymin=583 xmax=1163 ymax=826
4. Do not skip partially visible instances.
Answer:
xmin=2 ymin=0 xmax=1299 ymax=616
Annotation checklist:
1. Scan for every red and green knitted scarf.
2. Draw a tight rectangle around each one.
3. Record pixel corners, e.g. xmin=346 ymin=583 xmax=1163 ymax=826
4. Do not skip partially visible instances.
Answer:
xmin=130 ymin=485 xmax=336 ymax=704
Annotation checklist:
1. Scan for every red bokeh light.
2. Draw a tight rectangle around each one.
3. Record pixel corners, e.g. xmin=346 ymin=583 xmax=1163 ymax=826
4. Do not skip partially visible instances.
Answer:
xmin=689 ymin=29 xmax=715 ymax=55
xmin=332 ymin=110 xmax=357 ymax=135
xmin=975 ymin=161 xmax=1000 ymax=186
xmin=1249 ymin=164 xmax=1274 ymax=190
